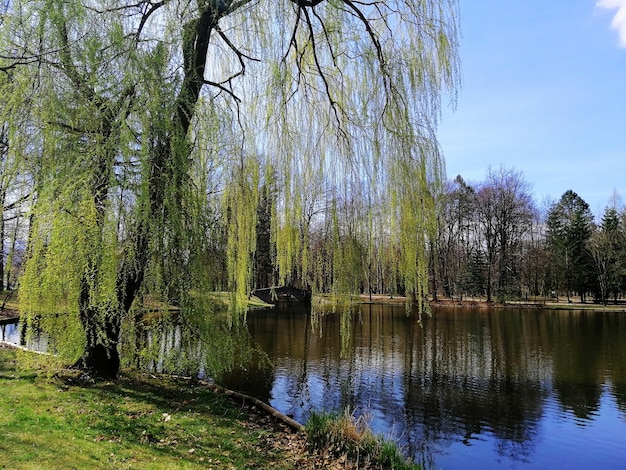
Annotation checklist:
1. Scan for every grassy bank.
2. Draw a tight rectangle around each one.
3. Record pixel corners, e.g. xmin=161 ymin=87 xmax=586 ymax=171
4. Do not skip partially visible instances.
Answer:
xmin=0 ymin=346 xmax=418 ymax=469
xmin=0 ymin=345 xmax=306 ymax=469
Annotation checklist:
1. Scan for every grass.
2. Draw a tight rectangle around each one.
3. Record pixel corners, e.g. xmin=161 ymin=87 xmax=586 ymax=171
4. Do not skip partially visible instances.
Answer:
xmin=305 ymin=409 xmax=421 ymax=470
xmin=1 ymin=345 xmax=423 ymax=470
xmin=0 ymin=346 xmax=296 ymax=470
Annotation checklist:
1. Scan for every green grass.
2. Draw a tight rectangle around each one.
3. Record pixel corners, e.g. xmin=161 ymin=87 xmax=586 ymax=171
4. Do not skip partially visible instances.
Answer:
xmin=0 ymin=346 xmax=293 ymax=469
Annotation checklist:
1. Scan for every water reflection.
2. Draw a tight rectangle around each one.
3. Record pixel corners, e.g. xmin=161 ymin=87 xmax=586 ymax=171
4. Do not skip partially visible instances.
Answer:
xmin=221 ymin=304 xmax=626 ymax=469
xmin=4 ymin=304 xmax=626 ymax=468
xmin=119 ymin=311 xmax=267 ymax=380
xmin=1 ymin=317 xmax=49 ymax=353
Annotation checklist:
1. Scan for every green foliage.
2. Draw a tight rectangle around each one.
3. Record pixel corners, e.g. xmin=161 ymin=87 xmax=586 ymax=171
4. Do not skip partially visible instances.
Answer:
xmin=119 ymin=306 xmax=266 ymax=381
xmin=3 ymin=0 xmax=460 ymax=373
xmin=225 ymin=157 xmax=261 ymax=312
xmin=546 ymin=190 xmax=595 ymax=299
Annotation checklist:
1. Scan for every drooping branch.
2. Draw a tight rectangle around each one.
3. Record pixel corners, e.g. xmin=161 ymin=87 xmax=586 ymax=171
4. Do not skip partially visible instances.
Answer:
xmin=200 ymin=26 xmax=261 ymax=101
xmin=12 ymin=0 xmax=460 ymax=377
xmin=311 ymin=8 xmax=338 ymax=68
xmin=135 ymin=0 xmax=168 ymax=40
xmin=282 ymin=5 xmax=303 ymax=64
xmin=202 ymin=78 xmax=241 ymax=102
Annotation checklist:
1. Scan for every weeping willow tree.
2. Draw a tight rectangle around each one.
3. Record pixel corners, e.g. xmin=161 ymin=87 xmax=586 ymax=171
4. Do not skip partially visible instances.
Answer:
xmin=1 ymin=0 xmax=459 ymax=377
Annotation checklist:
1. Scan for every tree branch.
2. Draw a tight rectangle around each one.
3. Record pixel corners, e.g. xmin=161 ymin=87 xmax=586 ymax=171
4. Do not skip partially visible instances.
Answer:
xmin=301 ymin=7 xmax=344 ymax=128
xmin=290 ymin=0 xmax=325 ymax=7
xmin=135 ymin=0 xmax=168 ymax=40
xmin=202 ymin=79 xmax=241 ymax=102
xmin=341 ymin=0 xmax=387 ymax=84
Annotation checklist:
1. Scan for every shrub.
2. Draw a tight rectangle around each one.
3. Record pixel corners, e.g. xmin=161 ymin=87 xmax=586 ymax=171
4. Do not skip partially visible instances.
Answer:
xmin=305 ymin=409 xmax=420 ymax=469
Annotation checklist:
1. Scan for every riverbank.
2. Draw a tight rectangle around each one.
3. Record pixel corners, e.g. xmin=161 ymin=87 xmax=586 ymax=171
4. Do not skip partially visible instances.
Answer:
xmin=0 ymin=344 xmax=409 ymax=469
xmin=352 ymin=294 xmax=626 ymax=313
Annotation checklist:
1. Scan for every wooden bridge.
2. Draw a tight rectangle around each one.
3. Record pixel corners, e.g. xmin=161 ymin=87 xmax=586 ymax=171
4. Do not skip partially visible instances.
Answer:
xmin=251 ymin=286 xmax=311 ymax=304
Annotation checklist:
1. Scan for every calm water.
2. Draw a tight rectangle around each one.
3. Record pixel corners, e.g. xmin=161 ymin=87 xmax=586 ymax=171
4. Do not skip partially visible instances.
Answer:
xmin=4 ymin=305 xmax=626 ymax=469
xmin=219 ymin=304 xmax=626 ymax=469
xmin=0 ymin=319 xmax=48 ymax=352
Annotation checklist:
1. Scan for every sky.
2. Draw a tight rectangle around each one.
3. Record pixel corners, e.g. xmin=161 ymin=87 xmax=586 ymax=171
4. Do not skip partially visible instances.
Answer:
xmin=437 ymin=0 xmax=626 ymax=217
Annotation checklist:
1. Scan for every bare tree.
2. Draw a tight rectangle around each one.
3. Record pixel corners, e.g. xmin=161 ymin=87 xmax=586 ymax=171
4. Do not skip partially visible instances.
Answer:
xmin=475 ymin=167 xmax=536 ymax=302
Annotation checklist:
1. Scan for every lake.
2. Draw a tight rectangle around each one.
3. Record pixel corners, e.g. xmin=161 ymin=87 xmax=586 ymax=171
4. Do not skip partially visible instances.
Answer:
xmin=3 ymin=304 xmax=626 ymax=468
xmin=219 ymin=303 xmax=626 ymax=469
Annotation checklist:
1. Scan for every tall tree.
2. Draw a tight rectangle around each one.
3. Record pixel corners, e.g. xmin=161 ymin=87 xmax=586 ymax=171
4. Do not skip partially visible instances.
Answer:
xmin=488 ymin=167 xmax=536 ymax=301
xmin=0 ymin=65 xmax=33 ymax=294
xmin=546 ymin=190 xmax=595 ymax=302
xmin=590 ymin=206 xmax=624 ymax=304
xmin=435 ymin=175 xmax=478 ymax=299
xmin=2 ymin=0 xmax=460 ymax=377
xmin=473 ymin=167 xmax=536 ymax=302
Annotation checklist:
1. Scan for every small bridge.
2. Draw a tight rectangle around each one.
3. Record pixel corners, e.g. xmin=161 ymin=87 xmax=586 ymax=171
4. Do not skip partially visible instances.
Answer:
xmin=251 ymin=286 xmax=311 ymax=304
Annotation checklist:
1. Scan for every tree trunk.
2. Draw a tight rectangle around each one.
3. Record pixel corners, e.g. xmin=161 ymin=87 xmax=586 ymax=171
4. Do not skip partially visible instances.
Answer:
xmin=78 ymin=306 xmax=121 ymax=378
xmin=77 ymin=9 xmax=219 ymax=378
xmin=5 ymin=215 xmax=19 ymax=289
xmin=0 ymin=189 xmax=5 ymax=292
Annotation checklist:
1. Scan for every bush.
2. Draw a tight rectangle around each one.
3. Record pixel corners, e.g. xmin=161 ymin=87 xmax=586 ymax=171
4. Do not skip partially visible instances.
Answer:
xmin=305 ymin=409 xmax=420 ymax=469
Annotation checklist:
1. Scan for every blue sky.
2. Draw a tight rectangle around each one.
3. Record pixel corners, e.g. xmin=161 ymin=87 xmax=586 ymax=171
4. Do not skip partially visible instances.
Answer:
xmin=437 ymin=0 xmax=626 ymax=217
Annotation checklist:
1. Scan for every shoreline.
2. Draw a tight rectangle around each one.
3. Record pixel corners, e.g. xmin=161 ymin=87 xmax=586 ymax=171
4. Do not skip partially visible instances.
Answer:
xmin=354 ymin=294 xmax=626 ymax=313
xmin=4 ymin=296 xmax=626 ymax=323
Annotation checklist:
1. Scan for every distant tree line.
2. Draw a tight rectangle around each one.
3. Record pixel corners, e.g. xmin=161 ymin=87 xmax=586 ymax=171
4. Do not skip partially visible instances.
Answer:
xmin=432 ymin=170 xmax=626 ymax=304
xmin=433 ymin=170 xmax=626 ymax=305
xmin=1 ymin=162 xmax=623 ymax=306
xmin=254 ymin=166 xmax=626 ymax=305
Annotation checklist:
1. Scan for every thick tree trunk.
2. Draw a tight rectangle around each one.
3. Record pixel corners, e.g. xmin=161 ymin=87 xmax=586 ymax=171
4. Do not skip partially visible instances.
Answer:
xmin=255 ymin=191 xmax=274 ymax=289
xmin=78 ymin=306 xmax=121 ymax=379
xmin=77 ymin=9 xmax=219 ymax=378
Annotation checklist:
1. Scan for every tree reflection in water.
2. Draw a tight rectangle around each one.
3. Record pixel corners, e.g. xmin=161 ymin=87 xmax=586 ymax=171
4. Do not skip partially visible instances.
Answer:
xmin=6 ymin=304 xmax=626 ymax=468
xmin=220 ymin=304 xmax=626 ymax=469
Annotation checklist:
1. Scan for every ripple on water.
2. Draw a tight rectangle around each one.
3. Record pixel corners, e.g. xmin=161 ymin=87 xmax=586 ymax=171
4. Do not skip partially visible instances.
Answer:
xmin=532 ymin=390 xmax=626 ymax=469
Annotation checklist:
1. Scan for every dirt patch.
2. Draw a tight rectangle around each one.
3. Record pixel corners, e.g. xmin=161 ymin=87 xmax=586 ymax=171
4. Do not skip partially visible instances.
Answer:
xmin=198 ymin=380 xmax=384 ymax=469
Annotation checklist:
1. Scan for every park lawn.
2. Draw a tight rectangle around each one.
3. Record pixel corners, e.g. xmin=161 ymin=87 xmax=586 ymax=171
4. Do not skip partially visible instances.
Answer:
xmin=0 ymin=346 xmax=297 ymax=470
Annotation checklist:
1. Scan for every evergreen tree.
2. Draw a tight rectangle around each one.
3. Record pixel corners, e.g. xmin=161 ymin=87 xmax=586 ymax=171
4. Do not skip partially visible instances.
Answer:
xmin=546 ymin=190 xmax=595 ymax=302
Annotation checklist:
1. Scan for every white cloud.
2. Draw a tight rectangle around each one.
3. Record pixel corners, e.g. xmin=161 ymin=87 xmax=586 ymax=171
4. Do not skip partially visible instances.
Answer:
xmin=597 ymin=0 xmax=626 ymax=47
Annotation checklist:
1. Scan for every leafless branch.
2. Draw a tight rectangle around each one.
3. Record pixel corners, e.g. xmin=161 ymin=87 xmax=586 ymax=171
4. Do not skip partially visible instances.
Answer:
xmin=290 ymin=0 xmax=325 ymax=7
xmin=3 ymin=193 xmax=31 ymax=212
xmin=135 ymin=1 xmax=168 ymax=40
xmin=282 ymin=4 xmax=303 ymax=64
xmin=216 ymin=27 xmax=259 ymax=65
xmin=202 ymin=79 xmax=241 ymax=102
xmin=85 ymin=1 xmax=145 ymax=14
xmin=301 ymin=7 xmax=344 ymax=128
